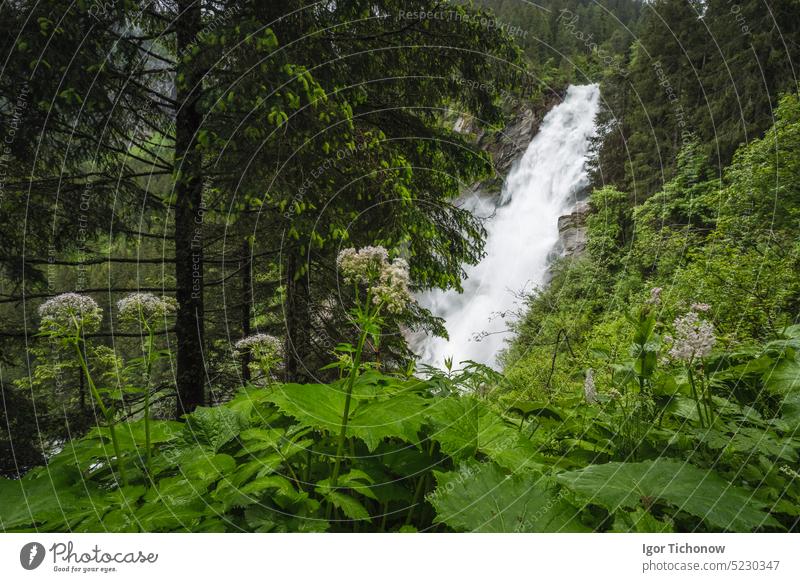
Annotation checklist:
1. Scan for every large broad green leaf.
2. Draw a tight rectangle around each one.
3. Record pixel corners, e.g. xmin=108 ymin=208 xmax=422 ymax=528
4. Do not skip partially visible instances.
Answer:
xmin=426 ymin=397 xmax=480 ymax=458
xmin=780 ymin=393 xmax=800 ymax=426
xmin=690 ymin=427 xmax=797 ymax=462
xmin=611 ymin=508 xmax=674 ymax=532
xmin=779 ymin=324 xmax=800 ymax=340
xmin=144 ymin=476 xmax=207 ymax=507
xmin=764 ymin=358 xmax=800 ymax=394
xmin=268 ymin=383 xmax=428 ymax=451
xmin=178 ymin=452 xmax=236 ymax=485
xmin=349 ymin=394 xmax=428 ymax=451
xmin=426 ymin=397 xmax=543 ymax=471
xmin=134 ymin=501 xmax=206 ymax=532
xmin=557 ymin=459 xmax=780 ymax=531
xmin=429 ymin=461 xmax=588 ymax=532
xmin=0 ymin=467 xmax=105 ymax=531
xmin=266 ymin=383 xmax=347 ymax=433
xmin=184 ymin=406 xmax=246 ymax=452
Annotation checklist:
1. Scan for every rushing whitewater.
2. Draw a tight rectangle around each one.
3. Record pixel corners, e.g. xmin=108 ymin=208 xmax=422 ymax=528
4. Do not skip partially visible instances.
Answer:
xmin=413 ymin=84 xmax=600 ymax=368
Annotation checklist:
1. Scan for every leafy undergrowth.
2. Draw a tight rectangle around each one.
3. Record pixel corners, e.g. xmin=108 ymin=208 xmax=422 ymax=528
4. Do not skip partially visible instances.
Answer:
xmin=2 ymin=352 xmax=798 ymax=532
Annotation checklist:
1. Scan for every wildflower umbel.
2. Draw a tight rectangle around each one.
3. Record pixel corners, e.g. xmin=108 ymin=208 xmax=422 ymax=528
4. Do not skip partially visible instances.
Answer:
xmin=584 ymin=368 xmax=598 ymax=404
xmin=38 ymin=293 xmax=103 ymax=333
xmin=668 ymin=310 xmax=716 ymax=362
xmin=336 ymin=246 xmax=389 ymax=285
xmin=647 ymin=287 xmax=662 ymax=305
xmin=337 ymin=246 xmax=413 ymax=314
xmin=372 ymin=257 xmax=411 ymax=314
xmin=117 ymin=293 xmax=177 ymax=325
xmin=235 ymin=333 xmax=283 ymax=358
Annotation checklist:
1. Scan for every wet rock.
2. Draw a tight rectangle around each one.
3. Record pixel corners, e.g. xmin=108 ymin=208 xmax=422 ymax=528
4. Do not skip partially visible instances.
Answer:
xmin=480 ymin=91 xmax=564 ymax=177
xmin=458 ymin=90 xmax=566 ymax=196
xmin=556 ymin=200 xmax=590 ymax=257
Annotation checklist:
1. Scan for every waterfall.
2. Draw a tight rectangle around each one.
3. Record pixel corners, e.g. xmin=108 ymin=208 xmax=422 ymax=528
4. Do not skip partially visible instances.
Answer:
xmin=413 ymin=84 xmax=600 ymax=369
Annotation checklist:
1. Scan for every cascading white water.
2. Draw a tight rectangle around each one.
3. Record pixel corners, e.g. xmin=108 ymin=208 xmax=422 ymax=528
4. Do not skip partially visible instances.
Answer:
xmin=413 ymin=84 xmax=600 ymax=369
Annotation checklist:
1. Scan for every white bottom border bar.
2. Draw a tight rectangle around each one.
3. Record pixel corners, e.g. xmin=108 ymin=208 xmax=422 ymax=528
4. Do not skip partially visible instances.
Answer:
xmin=1 ymin=534 xmax=797 ymax=581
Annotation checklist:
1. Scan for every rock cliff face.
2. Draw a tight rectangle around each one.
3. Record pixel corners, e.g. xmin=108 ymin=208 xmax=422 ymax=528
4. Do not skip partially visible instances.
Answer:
xmin=479 ymin=106 xmax=540 ymax=175
xmin=456 ymin=90 xmax=565 ymax=194
xmin=555 ymin=200 xmax=590 ymax=258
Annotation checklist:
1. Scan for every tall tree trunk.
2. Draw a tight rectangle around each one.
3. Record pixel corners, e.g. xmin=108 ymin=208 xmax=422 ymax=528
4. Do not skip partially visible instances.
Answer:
xmin=241 ymin=238 xmax=252 ymax=382
xmin=174 ymin=0 xmax=205 ymax=417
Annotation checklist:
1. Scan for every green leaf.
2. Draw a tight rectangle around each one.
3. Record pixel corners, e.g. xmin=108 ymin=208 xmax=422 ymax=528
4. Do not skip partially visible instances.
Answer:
xmin=179 ymin=452 xmax=236 ymax=485
xmin=135 ymin=501 xmax=206 ymax=532
xmin=184 ymin=406 xmax=246 ymax=452
xmin=244 ymin=505 xmax=328 ymax=532
xmin=429 ymin=462 xmax=587 ymax=532
xmin=425 ymin=397 xmax=481 ymax=458
xmin=266 ymin=383 xmax=348 ymax=433
xmin=349 ymin=394 xmax=427 ymax=451
xmin=0 ymin=467 xmax=103 ymax=531
xmin=96 ymin=509 xmax=139 ymax=533
xmin=325 ymin=491 xmax=369 ymax=520
xmin=781 ymin=324 xmax=800 ymax=339
xmin=97 ymin=420 xmax=183 ymax=449
xmin=145 ymin=476 xmax=206 ymax=507
xmin=780 ymin=393 xmax=800 ymax=426
xmin=764 ymin=358 xmax=800 ymax=394
xmin=611 ymin=508 xmax=674 ymax=532
xmin=239 ymin=475 xmax=296 ymax=498
xmin=317 ymin=469 xmax=378 ymax=501
xmin=557 ymin=459 xmax=780 ymax=531
xmin=426 ymin=397 xmax=543 ymax=471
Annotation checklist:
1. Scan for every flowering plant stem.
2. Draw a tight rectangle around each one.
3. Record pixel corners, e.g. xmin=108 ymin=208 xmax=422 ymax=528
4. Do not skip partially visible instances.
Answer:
xmin=687 ymin=363 xmax=713 ymax=428
xmin=329 ymin=290 xmax=381 ymax=495
xmin=329 ymin=323 xmax=368 ymax=492
xmin=72 ymin=341 xmax=128 ymax=486
xmin=143 ymin=323 xmax=155 ymax=478
xmin=687 ymin=366 xmax=706 ymax=428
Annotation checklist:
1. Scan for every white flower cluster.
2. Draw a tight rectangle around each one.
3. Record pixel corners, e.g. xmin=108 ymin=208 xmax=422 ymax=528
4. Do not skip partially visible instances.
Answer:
xmin=336 ymin=246 xmax=389 ymax=285
xmin=117 ymin=293 xmax=177 ymax=324
xmin=337 ymin=246 xmax=412 ymax=314
xmin=38 ymin=293 xmax=103 ymax=333
xmin=372 ymin=257 xmax=411 ymax=314
xmin=234 ymin=333 xmax=282 ymax=358
xmin=647 ymin=287 xmax=662 ymax=305
xmin=666 ymin=310 xmax=716 ymax=362
xmin=584 ymin=368 xmax=598 ymax=404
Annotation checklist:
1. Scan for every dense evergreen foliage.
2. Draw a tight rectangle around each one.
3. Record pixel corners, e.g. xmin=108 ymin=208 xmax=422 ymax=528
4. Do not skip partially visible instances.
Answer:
xmin=0 ymin=0 xmax=520 ymax=471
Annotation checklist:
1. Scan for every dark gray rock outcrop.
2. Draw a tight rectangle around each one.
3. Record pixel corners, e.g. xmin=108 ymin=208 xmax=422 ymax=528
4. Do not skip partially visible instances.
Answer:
xmin=556 ymin=200 xmax=590 ymax=258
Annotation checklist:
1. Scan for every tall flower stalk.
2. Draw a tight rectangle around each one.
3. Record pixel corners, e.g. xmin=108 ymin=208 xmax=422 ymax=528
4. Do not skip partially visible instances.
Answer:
xmin=117 ymin=293 xmax=176 ymax=476
xmin=665 ymin=305 xmax=717 ymax=427
xmin=38 ymin=293 xmax=127 ymax=485
xmin=329 ymin=247 xmax=412 ymax=493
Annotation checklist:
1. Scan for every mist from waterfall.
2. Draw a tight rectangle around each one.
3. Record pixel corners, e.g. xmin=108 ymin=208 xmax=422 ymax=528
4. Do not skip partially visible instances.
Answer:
xmin=413 ymin=84 xmax=601 ymax=369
